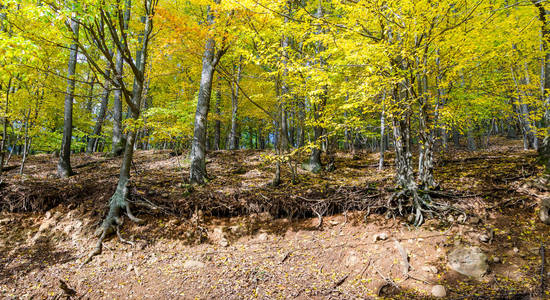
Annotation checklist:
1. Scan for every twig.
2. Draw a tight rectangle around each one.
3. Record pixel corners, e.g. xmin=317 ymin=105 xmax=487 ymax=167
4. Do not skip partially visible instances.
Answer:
xmin=332 ymin=274 xmax=349 ymax=288
xmin=374 ymin=265 xmax=399 ymax=289
xmin=394 ymin=240 xmax=410 ymax=277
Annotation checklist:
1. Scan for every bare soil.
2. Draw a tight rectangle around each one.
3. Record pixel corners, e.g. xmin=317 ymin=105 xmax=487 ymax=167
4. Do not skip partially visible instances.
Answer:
xmin=1 ymin=138 xmax=549 ymax=299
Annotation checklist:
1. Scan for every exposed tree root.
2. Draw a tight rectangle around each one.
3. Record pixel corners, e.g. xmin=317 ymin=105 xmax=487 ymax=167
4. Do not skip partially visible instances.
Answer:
xmin=81 ymin=177 xmax=143 ymax=267
xmin=387 ymin=186 xmax=462 ymax=226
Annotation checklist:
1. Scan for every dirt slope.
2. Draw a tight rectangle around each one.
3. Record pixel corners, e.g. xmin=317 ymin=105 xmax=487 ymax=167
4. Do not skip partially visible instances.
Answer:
xmin=1 ymin=138 xmax=549 ymax=299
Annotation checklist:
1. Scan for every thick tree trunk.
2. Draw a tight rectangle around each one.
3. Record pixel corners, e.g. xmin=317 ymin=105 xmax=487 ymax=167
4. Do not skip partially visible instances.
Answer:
xmin=189 ymin=61 xmax=215 ymax=183
xmin=87 ymin=71 xmax=111 ymax=153
xmin=417 ymin=71 xmax=437 ymax=189
xmin=57 ymin=12 xmax=79 ymax=178
xmin=532 ymin=1 xmax=550 ymax=171
xmin=306 ymin=2 xmax=326 ymax=173
xmin=111 ymin=0 xmax=131 ymax=156
xmin=189 ymin=1 xmax=223 ymax=184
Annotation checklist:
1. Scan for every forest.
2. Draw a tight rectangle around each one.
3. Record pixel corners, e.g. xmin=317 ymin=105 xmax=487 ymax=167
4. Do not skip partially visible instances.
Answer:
xmin=2 ymin=0 xmax=550 ymax=298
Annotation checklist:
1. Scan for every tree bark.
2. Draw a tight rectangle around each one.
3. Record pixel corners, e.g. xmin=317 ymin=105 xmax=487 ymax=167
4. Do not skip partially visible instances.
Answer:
xmin=228 ymin=60 xmax=242 ymax=150
xmin=111 ymin=0 xmax=131 ymax=157
xmin=57 ymin=9 xmax=79 ymax=178
xmin=213 ymin=81 xmax=221 ymax=150
xmin=189 ymin=1 xmax=225 ymax=184
xmin=0 ymin=77 xmax=11 ymax=175
xmin=87 ymin=70 xmax=111 ymax=153
xmin=378 ymin=102 xmax=386 ymax=171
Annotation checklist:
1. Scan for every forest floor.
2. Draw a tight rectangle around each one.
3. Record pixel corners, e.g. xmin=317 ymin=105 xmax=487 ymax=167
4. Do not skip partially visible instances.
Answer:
xmin=1 ymin=137 xmax=549 ymax=299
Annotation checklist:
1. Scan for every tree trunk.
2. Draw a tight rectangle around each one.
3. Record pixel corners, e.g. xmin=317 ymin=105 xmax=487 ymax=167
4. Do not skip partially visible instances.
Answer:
xmin=57 ymin=10 xmax=79 ymax=178
xmin=111 ymin=0 xmax=131 ymax=157
xmin=189 ymin=2 xmax=224 ymax=184
xmin=306 ymin=1 xmax=326 ymax=173
xmin=83 ymin=0 xmax=154 ymax=266
xmin=19 ymin=109 xmax=31 ymax=175
xmin=228 ymin=60 xmax=242 ymax=150
xmin=0 ymin=77 xmax=11 ymax=175
xmin=87 ymin=70 xmax=111 ymax=153
xmin=213 ymin=81 xmax=221 ymax=150
xmin=378 ymin=102 xmax=386 ymax=171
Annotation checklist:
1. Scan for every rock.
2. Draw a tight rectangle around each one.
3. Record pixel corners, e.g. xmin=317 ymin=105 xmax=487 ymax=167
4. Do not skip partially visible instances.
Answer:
xmin=373 ymin=233 xmax=388 ymax=242
xmin=492 ymin=256 xmax=500 ymax=263
xmin=183 ymin=260 xmax=205 ymax=269
xmin=447 ymin=246 xmax=488 ymax=278
xmin=258 ymin=212 xmax=273 ymax=222
xmin=479 ymin=234 xmax=490 ymax=243
xmin=513 ymin=247 xmax=519 ymax=254
xmin=329 ymin=220 xmax=339 ymax=226
xmin=431 ymin=285 xmax=447 ymax=298
xmin=38 ymin=218 xmax=55 ymax=232
xmin=220 ymin=239 xmax=229 ymax=247
xmin=422 ymin=265 xmax=438 ymax=274
xmin=469 ymin=216 xmax=481 ymax=225
xmin=229 ymin=225 xmax=245 ymax=235
xmin=147 ymin=254 xmax=158 ymax=264
xmin=345 ymin=252 xmax=360 ymax=267
xmin=127 ymin=264 xmax=134 ymax=272
xmin=540 ymin=198 xmax=550 ymax=224
xmin=457 ymin=214 xmax=466 ymax=223
xmin=137 ymin=241 xmax=147 ymax=250
xmin=447 ymin=215 xmax=455 ymax=223
xmin=257 ymin=233 xmax=268 ymax=241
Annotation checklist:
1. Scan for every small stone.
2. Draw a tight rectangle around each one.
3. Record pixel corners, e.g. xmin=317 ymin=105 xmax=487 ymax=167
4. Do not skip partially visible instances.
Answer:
xmin=220 ymin=239 xmax=229 ymax=247
xmin=329 ymin=220 xmax=339 ymax=226
xmin=479 ymin=234 xmax=490 ymax=243
xmin=513 ymin=247 xmax=519 ymax=254
xmin=345 ymin=252 xmax=360 ymax=266
xmin=469 ymin=216 xmax=481 ymax=224
xmin=492 ymin=256 xmax=500 ymax=263
xmin=161 ymin=193 xmax=169 ymax=198
xmin=447 ymin=215 xmax=455 ymax=222
xmin=422 ymin=265 xmax=438 ymax=274
xmin=431 ymin=285 xmax=447 ymax=298
xmin=373 ymin=233 xmax=388 ymax=242
xmin=137 ymin=242 xmax=147 ymax=250
xmin=127 ymin=264 xmax=133 ymax=272
xmin=447 ymin=246 xmax=488 ymax=278
xmin=45 ymin=211 xmax=52 ymax=219
xmin=229 ymin=225 xmax=244 ymax=235
xmin=183 ymin=260 xmax=205 ymax=269
xmin=257 ymin=233 xmax=268 ymax=241
xmin=457 ymin=215 xmax=466 ymax=223
xmin=147 ymin=254 xmax=158 ymax=264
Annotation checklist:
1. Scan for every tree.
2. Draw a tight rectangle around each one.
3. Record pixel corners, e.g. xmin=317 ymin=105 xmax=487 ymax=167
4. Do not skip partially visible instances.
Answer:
xmin=57 ymin=1 xmax=80 ymax=178
xmin=189 ymin=0 xmax=229 ymax=184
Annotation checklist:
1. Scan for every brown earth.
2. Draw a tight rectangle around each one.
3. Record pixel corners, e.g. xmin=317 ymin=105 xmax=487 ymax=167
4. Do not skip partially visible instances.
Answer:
xmin=0 ymin=137 xmax=549 ymax=299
